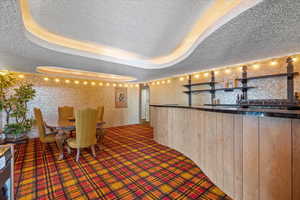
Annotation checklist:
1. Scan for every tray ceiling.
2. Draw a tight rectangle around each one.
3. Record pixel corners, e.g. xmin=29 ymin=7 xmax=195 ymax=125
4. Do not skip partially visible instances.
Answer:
xmin=21 ymin=0 xmax=261 ymax=69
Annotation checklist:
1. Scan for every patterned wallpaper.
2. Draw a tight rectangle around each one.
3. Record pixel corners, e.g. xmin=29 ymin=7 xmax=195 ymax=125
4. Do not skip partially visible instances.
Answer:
xmin=1 ymin=74 xmax=140 ymax=137
xmin=150 ymin=54 xmax=300 ymax=105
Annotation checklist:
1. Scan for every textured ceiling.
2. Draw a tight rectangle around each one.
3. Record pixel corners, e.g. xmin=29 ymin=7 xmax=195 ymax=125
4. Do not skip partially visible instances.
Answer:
xmin=0 ymin=0 xmax=300 ymax=81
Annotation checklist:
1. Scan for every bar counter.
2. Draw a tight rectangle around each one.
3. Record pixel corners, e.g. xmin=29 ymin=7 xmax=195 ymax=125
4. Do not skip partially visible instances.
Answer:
xmin=150 ymin=104 xmax=300 ymax=200
xmin=150 ymin=104 xmax=300 ymax=119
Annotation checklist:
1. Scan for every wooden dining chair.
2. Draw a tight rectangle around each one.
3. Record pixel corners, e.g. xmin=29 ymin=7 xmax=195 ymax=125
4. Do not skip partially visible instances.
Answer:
xmin=97 ymin=106 xmax=104 ymax=122
xmin=67 ymin=108 xmax=97 ymax=162
xmin=34 ymin=108 xmax=57 ymax=153
xmin=96 ymin=106 xmax=105 ymax=148
xmin=58 ymin=106 xmax=74 ymax=121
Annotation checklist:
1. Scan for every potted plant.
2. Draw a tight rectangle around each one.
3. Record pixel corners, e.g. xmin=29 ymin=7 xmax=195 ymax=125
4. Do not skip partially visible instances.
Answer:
xmin=0 ymin=72 xmax=36 ymax=143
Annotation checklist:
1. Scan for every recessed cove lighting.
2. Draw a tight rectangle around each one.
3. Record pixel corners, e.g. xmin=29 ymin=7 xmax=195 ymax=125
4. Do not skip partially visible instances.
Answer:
xmin=20 ymin=0 xmax=261 ymax=69
xmin=36 ymin=66 xmax=136 ymax=82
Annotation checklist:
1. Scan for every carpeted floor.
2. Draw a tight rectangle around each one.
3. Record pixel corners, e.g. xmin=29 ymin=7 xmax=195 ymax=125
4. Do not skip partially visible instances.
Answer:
xmin=14 ymin=124 xmax=231 ymax=200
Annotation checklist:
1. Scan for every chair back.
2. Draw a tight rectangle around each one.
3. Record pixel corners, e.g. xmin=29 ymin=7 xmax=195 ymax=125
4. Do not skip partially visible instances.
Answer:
xmin=75 ymin=108 xmax=97 ymax=148
xmin=58 ymin=106 xmax=74 ymax=121
xmin=97 ymin=106 xmax=104 ymax=121
xmin=34 ymin=108 xmax=46 ymax=140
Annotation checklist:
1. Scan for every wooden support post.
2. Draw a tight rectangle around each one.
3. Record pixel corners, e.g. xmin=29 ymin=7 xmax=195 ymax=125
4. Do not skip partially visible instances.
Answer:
xmin=188 ymin=75 xmax=192 ymax=106
xmin=287 ymin=57 xmax=295 ymax=103
xmin=242 ymin=65 xmax=248 ymax=100
xmin=210 ymin=71 xmax=215 ymax=104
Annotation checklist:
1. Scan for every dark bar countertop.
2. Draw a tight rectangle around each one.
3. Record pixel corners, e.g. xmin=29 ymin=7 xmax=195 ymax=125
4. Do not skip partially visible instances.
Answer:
xmin=150 ymin=104 xmax=300 ymax=119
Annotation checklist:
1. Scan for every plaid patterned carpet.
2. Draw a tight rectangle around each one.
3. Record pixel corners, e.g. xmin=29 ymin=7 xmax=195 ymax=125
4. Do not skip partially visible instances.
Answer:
xmin=14 ymin=124 xmax=231 ymax=200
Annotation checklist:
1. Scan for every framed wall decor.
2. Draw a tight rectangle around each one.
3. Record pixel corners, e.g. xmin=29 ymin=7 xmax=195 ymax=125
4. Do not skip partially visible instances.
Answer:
xmin=115 ymin=87 xmax=128 ymax=108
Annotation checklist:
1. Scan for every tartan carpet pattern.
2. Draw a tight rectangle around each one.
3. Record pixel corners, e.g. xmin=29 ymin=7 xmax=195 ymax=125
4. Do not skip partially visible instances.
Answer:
xmin=14 ymin=124 xmax=231 ymax=200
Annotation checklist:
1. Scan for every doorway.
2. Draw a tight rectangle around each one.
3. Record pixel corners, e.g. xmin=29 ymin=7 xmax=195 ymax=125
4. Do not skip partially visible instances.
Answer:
xmin=140 ymin=85 xmax=150 ymax=124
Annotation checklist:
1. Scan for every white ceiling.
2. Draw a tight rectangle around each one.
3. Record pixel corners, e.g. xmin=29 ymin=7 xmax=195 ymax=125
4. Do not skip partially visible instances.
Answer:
xmin=28 ymin=0 xmax=210 ymax=58
xmin=0 ymin=0 xmax=300 ymax=81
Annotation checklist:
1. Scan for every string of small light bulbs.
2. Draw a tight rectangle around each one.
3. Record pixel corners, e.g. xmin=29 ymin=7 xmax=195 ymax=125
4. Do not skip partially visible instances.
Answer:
xmin=148 ymin=57 xmax=298 ymax=86
xmin=12 ymin=74 xmax=140 ymax=88
xmin=2 ymin=56 xmax=298 ymax=87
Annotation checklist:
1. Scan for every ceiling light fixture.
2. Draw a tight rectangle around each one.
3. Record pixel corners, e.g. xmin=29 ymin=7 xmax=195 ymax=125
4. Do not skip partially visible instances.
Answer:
xmin=252 ymin=64 xmax=260 ymax=69
xmin=225 ymin=69 xmax=231 ymax=74
xmin=270 ymin=61 xmax=278 ymax=66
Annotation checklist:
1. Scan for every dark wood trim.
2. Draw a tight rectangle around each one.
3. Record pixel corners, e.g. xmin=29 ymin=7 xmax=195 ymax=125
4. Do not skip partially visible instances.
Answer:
xmin=183 ymin=86 xmax=255 ymax=94
xmin=287 ymin=57 xmax=295 ymax=102
xmin=188 ymin=75 xmax=192 ymax=106
xmin=183 ymin=81 xmax=219 ymax=87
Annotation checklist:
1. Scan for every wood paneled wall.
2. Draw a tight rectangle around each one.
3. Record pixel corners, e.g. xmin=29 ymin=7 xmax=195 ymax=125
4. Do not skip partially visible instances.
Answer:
xmin=150 ymin=107 xmax=300 ymax=200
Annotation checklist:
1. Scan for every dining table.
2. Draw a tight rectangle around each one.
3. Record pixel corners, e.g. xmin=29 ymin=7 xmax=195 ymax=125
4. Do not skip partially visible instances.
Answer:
xmin=47 ymin=119 xmax=105 ymax=160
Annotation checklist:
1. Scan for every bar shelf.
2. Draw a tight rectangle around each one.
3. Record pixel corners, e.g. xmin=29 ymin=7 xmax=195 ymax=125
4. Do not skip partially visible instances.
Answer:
xmin=183 ymin=81 xmax=218 ymax=88
xmin=183 ymin=86 xmax=255 ymax=94
xmin=236 ymin=72 xmax=299 ymax=81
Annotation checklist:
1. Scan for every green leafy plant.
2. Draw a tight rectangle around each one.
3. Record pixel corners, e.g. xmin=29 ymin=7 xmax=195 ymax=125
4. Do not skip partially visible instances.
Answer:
xmin=3 ymin=123 xmax=27 ymax=135
xmin=0 ymin=72 xmax=36 ymax=135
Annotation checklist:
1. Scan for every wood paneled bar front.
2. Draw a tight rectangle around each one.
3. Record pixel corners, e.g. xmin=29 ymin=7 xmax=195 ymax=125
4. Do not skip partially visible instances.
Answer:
xmin=150 ymin=105 xmax=300 ymax=200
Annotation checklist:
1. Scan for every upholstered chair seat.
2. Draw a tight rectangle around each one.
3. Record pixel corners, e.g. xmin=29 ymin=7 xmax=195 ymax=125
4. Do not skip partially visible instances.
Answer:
xmin=58 ymin=106 xmax=74 ymax=121
xmin=34 ymin=108 xmax=58 ymax=152
xmin=67 ymin=108 xmax=97 ymax=162
xmin=96 ymin=106 xmax=105 ymax=148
